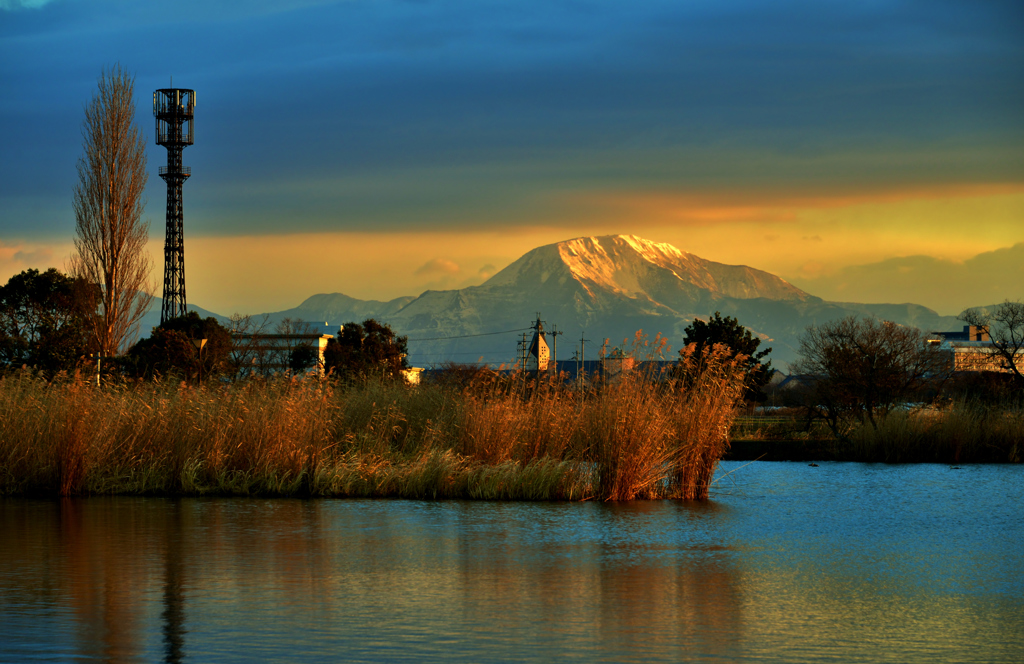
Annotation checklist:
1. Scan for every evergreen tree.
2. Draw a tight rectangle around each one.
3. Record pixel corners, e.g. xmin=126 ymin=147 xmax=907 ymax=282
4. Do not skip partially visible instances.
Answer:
xmin=324 ymin=319 xmax=408 ymax=380
xmin=681 ymin=312 xmax=773 ymax=402
xmin=127 ymin=311 xmax=231 ymax=381
xmin=0 ymin=268 xmax=100 ymax=375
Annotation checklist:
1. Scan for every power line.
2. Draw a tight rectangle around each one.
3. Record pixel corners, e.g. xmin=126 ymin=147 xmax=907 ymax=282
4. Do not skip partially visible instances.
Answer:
xmin=407 ymin=327 xmax=531 ymax=342
xmin=411 ymin=351 xmax=517 ymax=358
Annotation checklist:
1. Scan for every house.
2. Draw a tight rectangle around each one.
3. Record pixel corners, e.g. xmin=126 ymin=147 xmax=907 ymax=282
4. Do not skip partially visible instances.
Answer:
xmin=928 ymin=325 xmax=1020 ymax=373
xmin=231 ymin=333 xmax=334 ymax=377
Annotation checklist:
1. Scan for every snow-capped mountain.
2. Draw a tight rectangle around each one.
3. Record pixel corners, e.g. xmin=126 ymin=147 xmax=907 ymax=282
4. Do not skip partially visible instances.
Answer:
xmin=483 ymin=234 xmax=809 ymax=306
xmin=259 ymin=235 xmax=961 ymax=367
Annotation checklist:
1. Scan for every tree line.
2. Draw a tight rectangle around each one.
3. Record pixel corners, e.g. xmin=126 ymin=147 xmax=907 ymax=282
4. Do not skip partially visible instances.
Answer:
xmin=4 ymin=259 xmax=1023 ymax=401
xmin=4 ymin=64 xmax=1022 ymax=420
xmin=0 ymin=281 xmax=410 ymax=382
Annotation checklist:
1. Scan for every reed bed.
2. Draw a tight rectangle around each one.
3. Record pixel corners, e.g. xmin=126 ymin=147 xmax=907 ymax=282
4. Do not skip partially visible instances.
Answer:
xmin=845 ymin=400 xmax=1024 ymax=463
xmin=0 ymin=345 xmax=748 ymax=500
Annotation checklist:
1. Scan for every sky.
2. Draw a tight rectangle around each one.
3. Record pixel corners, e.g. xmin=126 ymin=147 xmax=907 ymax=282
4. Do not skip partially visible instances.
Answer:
xmin=1 ymin=0 xmax=1022 ymax=316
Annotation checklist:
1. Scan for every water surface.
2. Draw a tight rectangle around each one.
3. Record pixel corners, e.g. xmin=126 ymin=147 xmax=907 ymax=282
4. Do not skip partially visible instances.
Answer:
xmin=2 ymin=462 xmax=1021 ymax=662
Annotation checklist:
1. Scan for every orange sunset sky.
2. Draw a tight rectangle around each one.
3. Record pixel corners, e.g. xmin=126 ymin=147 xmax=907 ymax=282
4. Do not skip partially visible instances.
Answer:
xmin=2 ymin=1 xmax=1022 ymax=317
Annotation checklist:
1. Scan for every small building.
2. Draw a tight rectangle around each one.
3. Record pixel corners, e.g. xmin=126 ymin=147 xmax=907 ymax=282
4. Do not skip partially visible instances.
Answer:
xmin=928 ymin=325 xmax=1021 ymax=374
xmin=942 ymin=341 xmax=1012 ymax=373
xmin=601 ymin=348 xmax=636 ymax=382
xmin=931 ymin=325 xmax=990 ymax=343
xmin=231 ymin=333 xmax=334 ymax=377
xmin=527 ymin=318 xmax=551 ymax=371
xmin=401 ymin=367 xmax=425 ymax=385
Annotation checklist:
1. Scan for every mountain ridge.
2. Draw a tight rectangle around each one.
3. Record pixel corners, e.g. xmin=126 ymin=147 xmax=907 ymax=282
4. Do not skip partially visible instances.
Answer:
xmin=252 ymin=235 xmax=961 ymax=368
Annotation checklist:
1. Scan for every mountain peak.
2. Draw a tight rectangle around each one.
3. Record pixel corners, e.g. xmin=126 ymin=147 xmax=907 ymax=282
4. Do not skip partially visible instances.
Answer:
xmin=489 ymin=234 xmax=809 ymax=303
xmin=557 ymin=235 xmax=693 ymax=296
xmin=242 ymin=233 xmax=960 ymax=368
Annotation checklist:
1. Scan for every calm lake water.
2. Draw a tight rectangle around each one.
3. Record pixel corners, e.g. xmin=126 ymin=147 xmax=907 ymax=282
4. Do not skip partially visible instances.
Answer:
xmin=2 ymin=462 xmax=1022 ymax=663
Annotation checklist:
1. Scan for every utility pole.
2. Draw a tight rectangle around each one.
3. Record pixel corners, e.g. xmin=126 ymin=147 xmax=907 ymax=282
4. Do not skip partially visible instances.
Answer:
xmin=579 ymin=332 xmax=590 ymax=398
xmin=550 ymin=324 xmax=564 ymax=367
xmin=517 ymin=332 xmax=529 ymax=373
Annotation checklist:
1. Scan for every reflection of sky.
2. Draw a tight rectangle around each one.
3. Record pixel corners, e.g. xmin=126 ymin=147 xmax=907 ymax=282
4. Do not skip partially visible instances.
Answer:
xmin=1 ymin=1 xmax=1022 ymax=312
xmin=1 ymin=464 xmax=1023 ymax=662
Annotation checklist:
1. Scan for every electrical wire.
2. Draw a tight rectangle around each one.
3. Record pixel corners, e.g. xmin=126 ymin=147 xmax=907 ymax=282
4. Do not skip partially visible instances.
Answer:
xmin=406 ymin=326 xmax=532 ymax=342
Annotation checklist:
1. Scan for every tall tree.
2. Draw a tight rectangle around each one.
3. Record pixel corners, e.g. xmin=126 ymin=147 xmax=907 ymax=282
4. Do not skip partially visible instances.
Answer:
xmin=70 ymin=64 xmax=153 ymax=356
xmin=126 ymin=312 xmax=232 ymax=382
xmin=681 ymin=312 xmax=773 ymax=402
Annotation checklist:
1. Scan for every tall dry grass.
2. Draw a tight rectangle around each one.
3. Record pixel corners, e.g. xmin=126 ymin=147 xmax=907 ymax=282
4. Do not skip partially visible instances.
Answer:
xmin=0 ymin=344 xmax=748 ymax=500
xmin=846 ymin=400 xmax=1024 ymax=463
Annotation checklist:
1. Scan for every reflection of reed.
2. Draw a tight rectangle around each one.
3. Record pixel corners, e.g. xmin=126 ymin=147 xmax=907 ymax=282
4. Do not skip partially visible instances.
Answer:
xmin=59 ymin=498 xmax=145 ymax=662
xmin=450 ymin=503 xmax=744 ymax=659
xmin=191 ymin=500 xmax=334 ymax=603
xmin=596 ymin=554 xmax=741 ymax=659
xmin=3 ymin=498 xmax=743 ymax=660
xmin=4 ymin=492 xmax=1021 ymax=662
xmin=2 ymin=499 xmax=197 ymax=662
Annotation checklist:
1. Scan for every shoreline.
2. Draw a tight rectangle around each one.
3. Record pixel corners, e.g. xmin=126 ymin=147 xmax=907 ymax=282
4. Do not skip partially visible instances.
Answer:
xmin=725 ymin=438 xmax=1020 ymax=463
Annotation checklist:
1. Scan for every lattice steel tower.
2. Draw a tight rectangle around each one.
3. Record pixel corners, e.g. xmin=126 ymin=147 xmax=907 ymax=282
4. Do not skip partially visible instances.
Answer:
xmin=153 ymin=88 xmax=195 ymax=323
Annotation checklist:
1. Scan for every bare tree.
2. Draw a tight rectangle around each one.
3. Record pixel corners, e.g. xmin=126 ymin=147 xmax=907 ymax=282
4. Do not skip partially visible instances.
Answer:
xmin=274 ymin=317 xmax=316 ymax=373
xmin=960 ymin=301 xmax=1024 ymax=388
xmin=226 ymin=313 xmax=272 ymax=379
xmin=70 ymin=64 xmax=153 ymax=355
xmin=793 ymin=317 xmax=948 ymax=438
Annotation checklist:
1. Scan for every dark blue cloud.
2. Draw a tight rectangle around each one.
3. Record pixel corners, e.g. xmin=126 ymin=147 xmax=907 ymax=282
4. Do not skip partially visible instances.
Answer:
xmin=1 ymin=0 xmax=1022 ymax=237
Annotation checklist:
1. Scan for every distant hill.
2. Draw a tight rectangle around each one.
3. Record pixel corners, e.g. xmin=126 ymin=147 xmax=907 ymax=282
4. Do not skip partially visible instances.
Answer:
xmin=250 ymin=235 xmax=961 ymax=368
xmin=156 ymin=235 xmax=964 ymax=368
xmin=272 ymin=293 xmax=416 ymax=328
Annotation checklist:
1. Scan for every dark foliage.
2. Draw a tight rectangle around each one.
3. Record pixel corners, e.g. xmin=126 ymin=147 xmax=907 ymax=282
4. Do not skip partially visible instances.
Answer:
xmin=681 ymin=311 xmax=772 ymax=402
xmin=0 ymin=268 xmax=99 ymax=375
xmin=126 ymin=311 xmax=232 ymax=381
xmin=942 ymin=370 xmax=1021 ymax=405
xmin=324 ymin=318 xmax=408 ymax=380
xmin=426 ymin=361 xmax=515 ymax=395
xmin=793 ymin=316 xmax=949 ymax=438
xmin=289 ymin=344 xmax=319 ymax=373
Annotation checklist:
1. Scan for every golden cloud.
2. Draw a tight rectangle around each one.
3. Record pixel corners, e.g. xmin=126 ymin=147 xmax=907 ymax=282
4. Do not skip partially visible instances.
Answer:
xmin=414 ymin=258 xmax=461 ymax=277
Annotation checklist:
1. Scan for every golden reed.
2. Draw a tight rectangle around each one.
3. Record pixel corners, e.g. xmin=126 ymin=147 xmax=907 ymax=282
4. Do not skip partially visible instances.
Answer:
xmin=0 ymin=344 xmax=748 ymax=500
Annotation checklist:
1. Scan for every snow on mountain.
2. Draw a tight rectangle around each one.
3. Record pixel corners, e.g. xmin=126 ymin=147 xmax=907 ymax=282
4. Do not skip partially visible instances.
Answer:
xmin=247 ymin=234 xmax=959 ymax=368
xmin=488 ymin=235 xmax=808 ymax=304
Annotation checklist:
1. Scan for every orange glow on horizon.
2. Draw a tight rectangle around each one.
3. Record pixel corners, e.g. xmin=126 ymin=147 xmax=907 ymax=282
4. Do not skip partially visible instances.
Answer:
xmin=561 ymin=182 xmax=1024 ymax=227
xmin=3 ymin=184 xmax=1021 ymax=318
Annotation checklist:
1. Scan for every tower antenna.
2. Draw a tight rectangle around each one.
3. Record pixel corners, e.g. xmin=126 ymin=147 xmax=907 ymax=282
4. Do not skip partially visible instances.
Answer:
xmin=153 ymin=85 xmax=196 ymax=323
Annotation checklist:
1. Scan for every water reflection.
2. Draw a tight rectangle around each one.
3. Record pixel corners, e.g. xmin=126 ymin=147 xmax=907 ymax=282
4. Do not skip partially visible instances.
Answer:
xmin=162 ymin=500 xmax=186 ymax=664
xmin=1 ymin=463 xmax=1023 ymax=663
xmin=61 ymin=498 xmax=147 ymax=661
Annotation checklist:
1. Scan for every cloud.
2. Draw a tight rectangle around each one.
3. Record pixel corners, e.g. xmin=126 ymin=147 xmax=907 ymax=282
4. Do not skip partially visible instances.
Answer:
xmin=0 ymin=240 xmax=61 ymax=284
xmin=477 ymin=264 xmax=497 ymax=281
xmin=6 ymin=0 xmax=1024 ymax=240
xmin=414 ymin=258 xmax=461 ymax=277
xmin=0 ymin=0 xmax=55 ymax=10
xmin=790 ymin=243 xmax=1024 ymax=315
